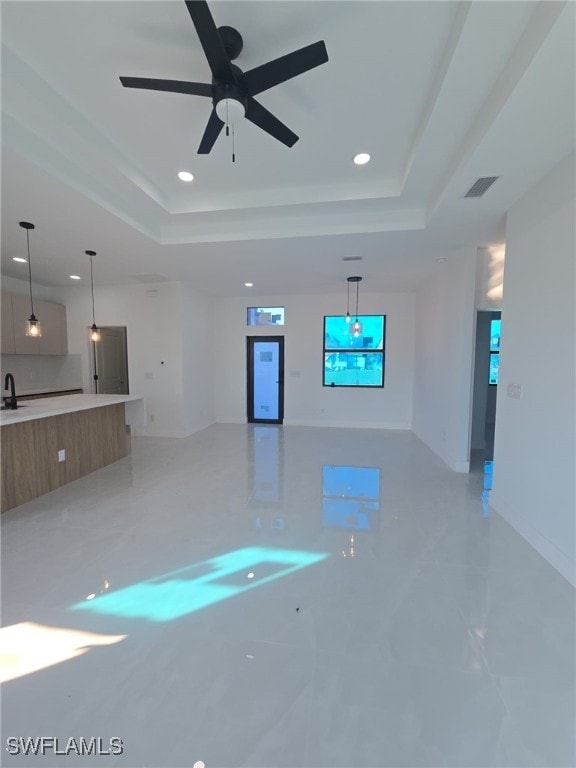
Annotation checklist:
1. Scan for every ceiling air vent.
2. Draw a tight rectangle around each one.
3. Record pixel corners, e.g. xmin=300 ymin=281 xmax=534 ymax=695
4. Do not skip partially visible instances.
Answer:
xmin=464 ymin=176 xmax=500 ymax=198
xmin=343 ymin=256 xmax=363 ymax=261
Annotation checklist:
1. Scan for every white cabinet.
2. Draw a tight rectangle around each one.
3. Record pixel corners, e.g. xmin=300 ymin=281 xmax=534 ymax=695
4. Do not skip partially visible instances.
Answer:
xmin=37 ymin=299 xmax=68 ymax=355
xmin=1 ymin=293 xmax=15 ymax=354
xmin=2 ymin=293 xmax=67 ymax=356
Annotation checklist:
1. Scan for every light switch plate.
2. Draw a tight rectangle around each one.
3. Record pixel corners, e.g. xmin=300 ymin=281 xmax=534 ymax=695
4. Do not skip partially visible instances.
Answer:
xmin=58 ymin=449 xmax=66 ymax=462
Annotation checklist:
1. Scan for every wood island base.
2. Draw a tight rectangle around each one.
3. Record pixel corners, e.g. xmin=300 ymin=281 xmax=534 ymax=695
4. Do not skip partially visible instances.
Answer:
xmin=1 ymin=403 xmax=127 ymax=512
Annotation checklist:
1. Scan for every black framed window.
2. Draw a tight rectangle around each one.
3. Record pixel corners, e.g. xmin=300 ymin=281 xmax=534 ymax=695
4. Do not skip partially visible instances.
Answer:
xmin=323 ymin=315 xmax=385 ymax=387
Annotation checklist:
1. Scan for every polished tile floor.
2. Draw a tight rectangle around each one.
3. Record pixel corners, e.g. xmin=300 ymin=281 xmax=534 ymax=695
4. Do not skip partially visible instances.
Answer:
xmin=2 ymin=425 xmax=575 ymax=768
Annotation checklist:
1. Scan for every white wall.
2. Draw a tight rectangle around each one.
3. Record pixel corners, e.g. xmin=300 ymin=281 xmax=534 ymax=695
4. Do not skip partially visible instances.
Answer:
xmin=412 ymin=249 xmax=477 ymax=471
xmin=214 ymin=291 xmax=415 ymax=429
xmin=181 ymin=281 xmax=215 ymax=434
xmin=61 ymin=281 xmax=215 ymax=437
xmin=475 ymin=245 xmax=505 ymax=310
xmin=491 ymin=154 xmax=575 ymax=585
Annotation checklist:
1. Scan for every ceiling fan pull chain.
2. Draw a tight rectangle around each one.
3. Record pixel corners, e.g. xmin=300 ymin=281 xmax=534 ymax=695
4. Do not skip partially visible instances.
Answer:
xmin=225 ymin=85 xmax=230 ymax=137
xmin=232 ymin=124 xmax=236 ymax=163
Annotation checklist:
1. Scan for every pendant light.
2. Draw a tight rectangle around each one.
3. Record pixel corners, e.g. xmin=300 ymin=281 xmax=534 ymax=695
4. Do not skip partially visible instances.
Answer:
xmin=86 ymin=250 xmax=100 ymax=343
xmin=347 ymin=276 xmax=363 ymax=337
xmin=20 ymin=221 xmax=41 ymax=337
xmin=86 ymin=250 xmax=100 ymax=395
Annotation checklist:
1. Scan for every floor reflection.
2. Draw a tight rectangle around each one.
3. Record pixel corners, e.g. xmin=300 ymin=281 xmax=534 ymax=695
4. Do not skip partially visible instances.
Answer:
xmin=322 ymin=465 xmax=381 ymax=532
xmin=482 ymin=460 xmax=494 ymax=517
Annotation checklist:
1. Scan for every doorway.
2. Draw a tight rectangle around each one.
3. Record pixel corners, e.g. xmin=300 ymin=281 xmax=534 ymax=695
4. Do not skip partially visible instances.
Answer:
xmin=247 ymin=336 xmax=284 ymax=424
xmin=470 ymin=310 xmax=501 ymax=471
xmin=92 ymin=326 xmax=129 ymax=394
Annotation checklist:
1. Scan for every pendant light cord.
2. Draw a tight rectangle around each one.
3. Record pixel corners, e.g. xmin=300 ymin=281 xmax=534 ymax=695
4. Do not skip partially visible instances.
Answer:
xmin=26 ymin=228 xmax=35 ymax=316
xmin=346 ymin=279 xmax=350 ymax=316
xmin=87 ymin=250 xmax=99 ymax=394
xmin=90 ymin=254 xmax=96 ymax=325
xmin=355 ymin=280 xmax=359 ymax=319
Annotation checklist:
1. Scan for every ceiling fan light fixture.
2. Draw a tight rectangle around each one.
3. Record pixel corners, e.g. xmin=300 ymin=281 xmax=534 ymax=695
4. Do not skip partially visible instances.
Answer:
xmin=353 ymin=153 xmax=371 ymax=166
xmin=177 ymin=171 xmax=194 ymax=182
xmin=215 ymin=97 xmax=245 ymax=124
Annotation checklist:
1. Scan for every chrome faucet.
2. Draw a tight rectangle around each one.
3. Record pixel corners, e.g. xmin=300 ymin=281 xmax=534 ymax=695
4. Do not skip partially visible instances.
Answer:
xmin=4 ymin=373 xmax=17 ymax=410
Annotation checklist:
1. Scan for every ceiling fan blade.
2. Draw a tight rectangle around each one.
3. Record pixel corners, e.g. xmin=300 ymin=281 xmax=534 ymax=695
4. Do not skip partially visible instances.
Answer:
xmin=185 ymin=1 xmax=235 ymax=83
xmin=198 ymin=109 xmax=225 ymax=153
xmin=245 ymin=97 xmax=298 ymax=148
xmin=120 ymin=77 xmax=212 ymax=97
xmin=242 ymin=41 xmax=328 ymax=96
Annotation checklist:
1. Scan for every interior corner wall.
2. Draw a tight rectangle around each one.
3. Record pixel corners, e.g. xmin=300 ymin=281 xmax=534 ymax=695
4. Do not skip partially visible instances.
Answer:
xmin=180 ymin=282 xmax=216 ymax=434
xmin=491 ymin=154 xmax=575 ymax=585
xmin=61 ymin=281 xmax=191 ymax=437
xmin=214 ymin=291 xmax=415 ymax=429
xmin=412 ymin=249 xmax=477 ymax=472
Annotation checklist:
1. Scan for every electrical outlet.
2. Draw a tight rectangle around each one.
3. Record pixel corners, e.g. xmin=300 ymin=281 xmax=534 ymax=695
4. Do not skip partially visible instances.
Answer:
xmin=58 ymin=449 xmax=66 ymax=462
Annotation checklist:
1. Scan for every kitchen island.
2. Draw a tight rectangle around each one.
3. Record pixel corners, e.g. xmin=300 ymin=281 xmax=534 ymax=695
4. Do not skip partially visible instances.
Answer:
xmin=1 ymin=394 xmax=145 ymax=512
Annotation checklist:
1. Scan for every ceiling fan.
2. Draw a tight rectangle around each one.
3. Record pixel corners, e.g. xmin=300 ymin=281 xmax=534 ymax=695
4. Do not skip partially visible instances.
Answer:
xmin=120 ymin=0 xmax=329 ymax=155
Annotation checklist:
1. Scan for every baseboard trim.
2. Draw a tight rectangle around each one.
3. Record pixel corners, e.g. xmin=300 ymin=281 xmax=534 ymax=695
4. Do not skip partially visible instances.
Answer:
xmin=490 ymin=491 xmax=576 ymax=586
xmin=283 ymin=420 xmax=411 ymax=430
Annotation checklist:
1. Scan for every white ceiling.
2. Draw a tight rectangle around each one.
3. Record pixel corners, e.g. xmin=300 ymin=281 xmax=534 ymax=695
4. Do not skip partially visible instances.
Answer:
xmin=1 ymin=0 xmax=574 ymax=296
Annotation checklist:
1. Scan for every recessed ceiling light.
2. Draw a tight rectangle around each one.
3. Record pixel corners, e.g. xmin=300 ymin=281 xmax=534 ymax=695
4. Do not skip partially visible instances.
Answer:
xmin=353 ymin=153 xmax=371 ymax=165
xmin=70 ymin=275 xmax=81 ymax=280
xmin=13 ymin=257 xmax=27 ymax=263
xmin=244 ymin=282 xmax=253 ymax=287
xmin=177 ymin=171 xmax=194 ymax=182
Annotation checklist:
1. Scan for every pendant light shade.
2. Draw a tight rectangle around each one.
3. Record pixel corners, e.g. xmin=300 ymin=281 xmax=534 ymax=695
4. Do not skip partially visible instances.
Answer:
xmin=347 ymin=276 xmax=362 ymax=336
xmin=86 ymin=250 xmax=100 ymax=342
xmin=20 ymin=221 xmax=41 ymax=337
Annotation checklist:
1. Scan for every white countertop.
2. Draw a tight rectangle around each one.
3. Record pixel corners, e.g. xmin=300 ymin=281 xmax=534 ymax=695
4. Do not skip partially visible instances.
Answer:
xmin=0 ymin=394 xmax=145 ymax=426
